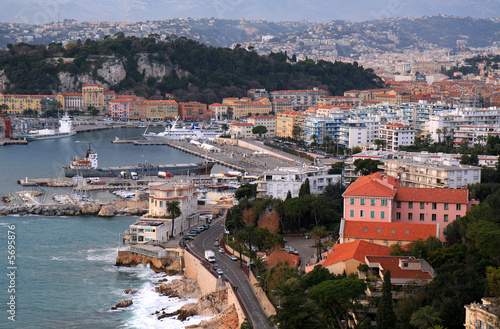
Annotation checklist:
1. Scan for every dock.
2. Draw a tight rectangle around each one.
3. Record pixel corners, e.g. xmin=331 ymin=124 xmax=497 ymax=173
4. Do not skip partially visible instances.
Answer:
xmin=0 ymin=139 xmax=28 ymax=146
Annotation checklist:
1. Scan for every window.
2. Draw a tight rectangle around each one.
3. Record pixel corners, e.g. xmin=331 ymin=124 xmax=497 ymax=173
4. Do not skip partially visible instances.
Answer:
xmin=360 ymin=210 xmax=364 ymax=218
xmin=159 ymin=201 xmax=163 ymax=208
xmin=444 ymin=203 xmax=449 ymax=210
xmin=432 ymin=214 xmax=436 ymax=221
xmin=456 ymin=204 xmax=461 ymax=211
xmin=370 ymin=211 xmax=375 ymax=219
xmin=360 ymin=198 xmax=365 ymax=205
xmin=420 ymin=213 xmax=425 ymax=221
xmin=408 ymin=202 xmax=413 ymax=209
xmin=432 ymin=203 xmax=437 ymax=210
xmin=444 ymin=214 xmax=449 ymax=222
xmin=381 ymin=199 xmax=387 ymax=206
xmin=350 ymin=210 xmax=354 ymax=218
xmin=371 ymin=199 xmax=375 ymax=206
xmin=396 ymin=201 xmax=401 ymax=208
xmin=420 ymin=202 xmax=425 ymax=209
xmin=408 ymin=213 xmax=413 ymax=221
xmin=396 ymin=212 xmax=401 ymax=220
xmin=151 ymin=199 xmax=154 ymax=204
xmin=350 ymin=198 xmax=354 ymax=205
xmin=376 ymin=228 xmax=381 ymax=232
xmin=381 ymin=211 xmax=385 ymax=219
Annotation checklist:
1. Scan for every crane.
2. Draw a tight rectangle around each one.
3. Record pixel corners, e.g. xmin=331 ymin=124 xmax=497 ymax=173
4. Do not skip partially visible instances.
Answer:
xmin=0 ymin=106 xmax=13 ymax=139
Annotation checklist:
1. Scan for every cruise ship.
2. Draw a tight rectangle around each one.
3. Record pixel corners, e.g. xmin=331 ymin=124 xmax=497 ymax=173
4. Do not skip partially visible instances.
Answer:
xmin=16 ymin=114 xmax=76 ymax=141
xmin=142 ymin=117 xmax=223 ymax=141
xmin=62 ymin=144 xmax=214 ymax=178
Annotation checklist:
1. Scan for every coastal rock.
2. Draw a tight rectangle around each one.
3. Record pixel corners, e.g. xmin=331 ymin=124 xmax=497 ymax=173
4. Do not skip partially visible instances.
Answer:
xmin=111 ymin=299 xmax=133 ymax=310
xmin=114 ymin=250 xmax=182 ymax=274
xmin=124 ymin=289 xmax=137 ymax=295
xmin=81 ymin=202 xmax=101 ymax=215
xmin=185 ymin=304 xmax=239 ymax=329
xmin=155 ymin=277 xmax=201 ymax=299
xmin=98 ymin=204 xmax=116 ymax=217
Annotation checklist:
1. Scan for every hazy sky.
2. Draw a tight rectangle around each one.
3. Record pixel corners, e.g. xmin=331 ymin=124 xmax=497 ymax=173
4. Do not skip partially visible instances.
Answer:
xmin=1 ymin=0 xmax=499 ymax=24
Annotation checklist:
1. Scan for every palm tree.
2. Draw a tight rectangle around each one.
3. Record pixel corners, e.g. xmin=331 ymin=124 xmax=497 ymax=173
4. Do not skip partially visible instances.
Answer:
xmin=235 ymin=231 xmax=245 ymax=267
xmin=410 ymin=306 xmax=441 ymax=329
xmin=323 ymin=135 xmax=332 ymax=152
xmin=311 ymin=225 xmax=327 ymax=262
xmin=166 ymin=201 xmax=181 ymax=239
xmin=244 ymin=224 xmax=257 ymax=260
xmin=435 ymin=128 xmax=442 ymax=143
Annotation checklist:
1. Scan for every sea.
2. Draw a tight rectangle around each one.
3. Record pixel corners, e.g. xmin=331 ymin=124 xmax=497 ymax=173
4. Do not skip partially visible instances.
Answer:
xmin=0 ymin=127 xmax=226 ymax=328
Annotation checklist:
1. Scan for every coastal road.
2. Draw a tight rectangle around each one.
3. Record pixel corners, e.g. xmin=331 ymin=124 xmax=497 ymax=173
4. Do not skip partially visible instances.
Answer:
xmin=188 ymin=218 xmax=273 ymax=329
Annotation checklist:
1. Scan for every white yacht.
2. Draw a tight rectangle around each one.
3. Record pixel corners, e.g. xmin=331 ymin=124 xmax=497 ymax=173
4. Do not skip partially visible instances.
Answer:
xmin=142 ymin=117 xmax=223 ymax=141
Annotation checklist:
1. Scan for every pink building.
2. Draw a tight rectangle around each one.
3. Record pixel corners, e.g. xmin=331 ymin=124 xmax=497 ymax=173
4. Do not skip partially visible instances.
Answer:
xmin=343 ymin=172 xmax=477 ymax=242
xmin=109 ymin=99 xmax=131 ymax=120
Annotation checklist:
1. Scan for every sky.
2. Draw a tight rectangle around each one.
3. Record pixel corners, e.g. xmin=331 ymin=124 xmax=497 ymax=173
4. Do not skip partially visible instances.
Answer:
xmin=0 ymin=0 xmax=499 ymax=24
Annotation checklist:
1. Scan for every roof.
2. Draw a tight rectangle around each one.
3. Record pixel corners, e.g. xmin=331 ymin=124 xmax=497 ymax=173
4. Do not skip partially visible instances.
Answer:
xmin=230 ymin=123 xmax=253 ymax=127
xmin=322 ymin=240 xmax=391 ymax=268
xmin=395 ymin=187 xmax=468 ymax=203
xmin=343 ymin=172 xmax=399 ymax=198
xmin=265 ymin=251 xmax=300 ymax=267
xmin=343 ymin=221 xmax=437 ymax=242
xmin=365 ymin=256 xmax=434 ymax=280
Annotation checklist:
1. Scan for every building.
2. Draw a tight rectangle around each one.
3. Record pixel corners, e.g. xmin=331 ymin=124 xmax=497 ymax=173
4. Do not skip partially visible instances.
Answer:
xmin=178 ymin=102 xmax=208 ymax=120
xmin=247 ymin=89 xmax=269 ymax=101
xmin=364 ymin=255 xmax=435 ymax=285
xmin=146 ymin=100 xmax=178 ymax=120
xmin=379 ymin=122 xmax=415 ymax=151
xmin=0 ymin=92 xmax=64 ymax=114
xmin=126 ymin=220 xmax=170 ymax=243
xmin=63 ymin=93 xmax=83 ymax=111
xmin=208 ymin=103 xmax=228 ymax=120
xmin=229 ymin=122 xmax=254 ymax=139
xmin=464 ymin=298 xmax=500 ymax=329
xmin=270 ymin=89 xmax=329 ymax=110
xmin=272 ymin=99 xmax=294 ymax=114
xmin=339 ymin=220 xmax=439 ymax=246
xmin=342 ymin=172 xmax=477 ymax=241
xmin=222 ymin=98 xmax=272 ymax=119
xmin=320 ymin=240 xmax=391 ymax=276
xmin=276 ymin=110 xmax=306 ymax=139
xmin=109 ymin=99 xmax=131 ymax=120
xmin=255 ymin=165 xmax=341 ymax=200
xmin=82 ymin=84 xmax=105 ymax=111
xmin=247 ymin=115 xmax=276 ymax=138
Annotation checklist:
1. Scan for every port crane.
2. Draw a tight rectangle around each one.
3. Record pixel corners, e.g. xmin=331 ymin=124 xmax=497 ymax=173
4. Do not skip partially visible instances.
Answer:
xmin=0 ymin=106 xmax=13 ymax=139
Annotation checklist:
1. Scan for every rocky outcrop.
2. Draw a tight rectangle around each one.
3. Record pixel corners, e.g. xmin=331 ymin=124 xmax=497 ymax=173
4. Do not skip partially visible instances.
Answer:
xmin=98 ymin=204 xmax=115 ymax=217
xmin=0 ymin=204 xmax=82 ymax=216
xmin=96 ymin=58 xmax=127 ymax=85
xmin=81 ymin=202 xmax=101 ymax=215
xmin=124 ymin=289 xmax=137 ymax=295
xmin=111 ymin=299 xmax=133 ymax=310
xmin=155 ymin=277 xmax=201 ymax=299
xmin=115 ymin=250 xmax=182 ymax=274
xmin=185 ymin=304 xmax=240 ymax=329
xmin=137 ymin=53 xmax=173 ymax=81
xmin=57 ymin=72 xmax=96 ymax=93
xmin=0 ymin=69 xmax=10 ymax=91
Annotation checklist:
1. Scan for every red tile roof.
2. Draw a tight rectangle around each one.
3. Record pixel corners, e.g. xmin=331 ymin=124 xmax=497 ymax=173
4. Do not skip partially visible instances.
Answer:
xmin=343 ymin=221 xmax=437 ymax=242
xmin=322 ymin=240 xmax=391 ymax=268
xmin=395 ymin=187 xmax=468 ymax=203
xmin=265 ymin=251 xmax=300 ymax=267
xmin=343 ymin=172 xmax=399 ymax=197
xmin=365 ymin=256 xmax=434 ymax=280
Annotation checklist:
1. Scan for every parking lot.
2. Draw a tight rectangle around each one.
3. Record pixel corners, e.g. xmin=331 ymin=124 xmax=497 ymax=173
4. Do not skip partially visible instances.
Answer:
xmin=284 ymin=236 xmax=320 ymax=270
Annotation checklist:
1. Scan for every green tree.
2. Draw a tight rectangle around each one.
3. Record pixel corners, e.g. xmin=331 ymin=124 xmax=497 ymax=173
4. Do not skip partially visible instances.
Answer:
xmin=299 ymin=178 xmax=310 ymax=198
xmin=286 ymin=190 xmax=292 ymax=199
xmin=311 ymin=225 xmax=328 ymax=262
xmin=234 ymin=231 xmax=245 ymax=267
xmin=234 ymin=183 xmax=258 ymax=200
xmin=166 ymin=201 xmax=181 ymax=238
xmin=486 ymin=266 xmax=500 ymax=297
xmin=292 ymin=124 xmax=303 ymax=140
xmin=354 ymin=159 xmax=383 ymax=175
xmin=376 ymin=270 xmax=397 ymax=329
xmin=374 ymin=139 xmax=387 ymax=150
xmin=88 ymin=106 xmax=99 ymax=116
xmin=410 ymin=306 xmax=441 ymax=329
xmin=252 ymin=125 xmax=268 ymax=138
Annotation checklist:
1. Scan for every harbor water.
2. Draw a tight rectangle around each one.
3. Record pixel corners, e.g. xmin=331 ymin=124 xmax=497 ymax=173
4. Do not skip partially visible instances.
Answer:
xmin=0 ymin=127 xmax=224 ymax=328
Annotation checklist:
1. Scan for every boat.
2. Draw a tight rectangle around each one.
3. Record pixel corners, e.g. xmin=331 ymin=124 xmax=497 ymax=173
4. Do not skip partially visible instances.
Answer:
xmin=142 ymin=116 xmax=223 ymax=141
xmin=62 ymin=143 xmax=215 ymax=178
xmin=16 ymin=113 xmax=76 ymax=141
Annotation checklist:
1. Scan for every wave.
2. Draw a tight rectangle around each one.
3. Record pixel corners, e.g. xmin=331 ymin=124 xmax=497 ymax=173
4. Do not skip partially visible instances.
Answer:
xmin=85 ymin=247 xmax=120 ymax=262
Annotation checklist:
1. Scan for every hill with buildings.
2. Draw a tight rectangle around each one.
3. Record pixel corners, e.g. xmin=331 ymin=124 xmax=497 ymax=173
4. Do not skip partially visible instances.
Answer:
xmin=0 ymin=36 xmax=383 ymax=102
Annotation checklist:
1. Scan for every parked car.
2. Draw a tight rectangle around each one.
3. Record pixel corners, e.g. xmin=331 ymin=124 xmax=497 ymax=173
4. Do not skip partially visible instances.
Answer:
xmin=230 ymin=255 xmax=238 ymax=261
xmin=183 ymin=235 xmax=194 ymax=241
xmin=216 ymin=269 xmax=224 ymax=276
xmin=218 ymin=248 xmax=225 ymax=254
xmin=186 ymin=232 xmax=197 ymax=237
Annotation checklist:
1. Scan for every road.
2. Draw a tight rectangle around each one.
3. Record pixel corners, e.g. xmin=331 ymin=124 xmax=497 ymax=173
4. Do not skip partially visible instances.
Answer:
xmin=188 ymin=218 xmax=273 ymax=329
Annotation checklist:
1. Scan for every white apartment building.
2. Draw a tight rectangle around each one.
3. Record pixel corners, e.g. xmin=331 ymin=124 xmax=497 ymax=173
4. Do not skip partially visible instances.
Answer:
xmin=255 ymin=166 xmax=341 ymax=200
xmin=381 ymin=158 xmax=481 ymax=188
xmin=453 ymin=125 xmax=500 ymax=147
xmin=247 ymin=115 xmax=277 ymax=138
xmin=270 ymin=89 xmax=329 ymax=110
xmin=379 ymin=122 xmax=415 ymax=151
xmin=229 ymin=122 xmax=254 ymax=139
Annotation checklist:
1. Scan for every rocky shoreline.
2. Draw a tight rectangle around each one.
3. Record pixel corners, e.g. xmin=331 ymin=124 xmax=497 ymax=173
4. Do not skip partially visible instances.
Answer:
xmin=0 ymin=201 xmax=148 ymax=217
xmin=115 ymin=250 xmax=182 ymax=274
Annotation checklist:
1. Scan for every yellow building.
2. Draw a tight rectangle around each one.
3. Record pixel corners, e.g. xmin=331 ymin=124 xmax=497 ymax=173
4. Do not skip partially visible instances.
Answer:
xmin=0 ymin=92 xmax=65 ymax=114
xmin=146 ymin=100 xmax=178 ymax=120
xmin=82 ymin=84 xmax=105 ymax=110
xmin=276 ymin=110 xmax=306 ymax=139
xmin=464 ymin=298 xmax=499 ymax=329
xmin=222 ymin=97 xmax=272 ymax=119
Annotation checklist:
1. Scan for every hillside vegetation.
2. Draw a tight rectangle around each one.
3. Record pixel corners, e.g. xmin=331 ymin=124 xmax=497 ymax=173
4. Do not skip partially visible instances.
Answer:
xmin=0 ymin=35 xmax=383 ymax=102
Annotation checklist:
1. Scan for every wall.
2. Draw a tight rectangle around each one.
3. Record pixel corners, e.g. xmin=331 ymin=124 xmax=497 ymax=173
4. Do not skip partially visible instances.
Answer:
xmin=249 ymin=271 xmax=276 ymax=317
xmin=237 ymin=140 xmax=296 ymax=164
xmin=224 ymin=242 xmax=250 ymax=263
xmin=227 ymin=284 xmax=247 ymax=327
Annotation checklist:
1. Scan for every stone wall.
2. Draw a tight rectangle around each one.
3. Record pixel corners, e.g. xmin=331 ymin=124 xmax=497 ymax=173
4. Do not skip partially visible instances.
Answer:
xmin=249 ymin=271 xmax=276 ymax=317
xmin=227 ymin=284 xmax=247 ymax=327
xmin=224 ymin=242 xmax=250 ymax=263
xmin=183 ymin=250 xmax=219 ymax=295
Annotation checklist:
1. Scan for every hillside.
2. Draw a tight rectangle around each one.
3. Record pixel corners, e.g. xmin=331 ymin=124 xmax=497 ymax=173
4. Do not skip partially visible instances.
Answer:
xmin=0 ymin=36 xmax=383 ymax=102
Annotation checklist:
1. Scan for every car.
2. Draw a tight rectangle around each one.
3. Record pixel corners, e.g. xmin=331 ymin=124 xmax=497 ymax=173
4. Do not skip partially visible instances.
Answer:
xmin=216 ymin=269 xmax=223 ymax=276
xmin=202 ymin=224 xmax=210 ymax=230
xmin=214 ymin=240 xmax=219 ymax=247
xmin=218 ymin=248 xmax=225 ymax=254
xmin=189 ymin=230 xmax=198 ymax=235
xmin=183 ymin=235 xmax=194 ymax=241
xmin=305 ymin=234 xmax=311 ymax=239
xmin=212 ymin=265 xmax=219 ymax=272
xmin=230 ymin=255 xmax=238 ymax=261
xmin=186 ymin=232 xmax=197 ymax=237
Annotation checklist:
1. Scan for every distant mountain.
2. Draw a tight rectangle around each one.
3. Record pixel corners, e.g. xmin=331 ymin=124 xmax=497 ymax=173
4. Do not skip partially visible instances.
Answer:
xmin=0 ymin=36 xmax=383 ymax=102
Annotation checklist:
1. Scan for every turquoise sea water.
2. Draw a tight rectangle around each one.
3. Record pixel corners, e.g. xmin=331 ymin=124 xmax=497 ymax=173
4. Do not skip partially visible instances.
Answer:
xmin=0 ymin=128 xmax=219 ymax=328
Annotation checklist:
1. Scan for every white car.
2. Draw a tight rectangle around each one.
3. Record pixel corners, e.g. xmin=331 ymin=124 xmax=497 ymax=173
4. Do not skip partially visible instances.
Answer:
xmin=216 ymin=269 xmax=223 ymax=276
xmin=230 ymin=255 xmax=238 ymax=261
xmin=218 ymin=248 xmax=225 ymax=254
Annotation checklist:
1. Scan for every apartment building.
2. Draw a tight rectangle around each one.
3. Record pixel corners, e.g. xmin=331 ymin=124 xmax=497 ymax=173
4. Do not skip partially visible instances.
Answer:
xmin=247 ymin=88 xmax=269 ymax=101
xmin=247 ymin=115 xmax=276 ymax=138
xmin=229 ymin=122 xmax=254 ymax=139
xmin=379 ymin=122 xmax=415 ymax=151
xmin=208 ymin=103 xmax=228 ymax=120
xmin=276 ymin=110 xmax=306 ymax=139
xmin=270 ymin=89 xmax=329 ymax=110
xmin=82 ymin=84 xmax=105 ymax=110
xmin=272 ymin=99 xmax=294 ymax=114
xmin=178 ymin=102 xmax=208 ymax=120
xmin=109 ymin=99 xmax=131 ymax=120
xmin=222 ymin=97 xmax=272 ymax=119
xmin=0 ymin=92 xmax=65 ymax=114
xmin=146 ymin=100 xmax=178 ymax=120
xmin=63 ymin=93 xmax=83 ymax=111
xmin=255 ymin=165 xmax=341 ymax=200
xmin=464 ymin=298 xmax=500 ymax=329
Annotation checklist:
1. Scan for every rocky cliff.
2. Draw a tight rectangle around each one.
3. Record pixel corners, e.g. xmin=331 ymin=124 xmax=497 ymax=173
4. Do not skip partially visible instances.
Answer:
xmin=115 ymin=250 xmax=182 ymax=274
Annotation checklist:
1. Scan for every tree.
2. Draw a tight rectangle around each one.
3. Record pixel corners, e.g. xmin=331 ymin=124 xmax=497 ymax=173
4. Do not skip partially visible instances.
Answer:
xmin=299 ymin=178 xmax=310 ymax=198
xmin=486 ymin=266 xmax=500 ymax=297
xmin=235 ymin=231 xmax=245 ymax=267
xmin=292 ymin=124 xmax=303 ymax=140
xmin=311 ymin=225 xmax=327 ymax=262
xmin=166 ymin=201 xmax=181 ymax=238
xmin=376 ymin=270 xmax=397 ymax=329
xmin=353 ymin=159 xmax=383 ymax=175
xmin=374 ymin=139 xmax=387 ymax=150
xmin=410 ymin=306 xmax=441 ymax=329
xmin=286 ymin=190 xmax=292 ymax=199
xmin=88 ymin=106 xmax=99 ymax=116
xmin=234 ymin=183 xmax=258 ymax=200
xmin=352 ymin=146 xmax=362 ymax=154
xmin=252 ymin=125 xmax=268 ymax=138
